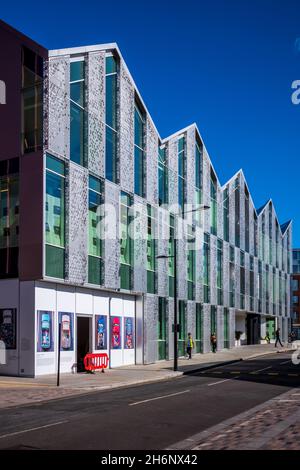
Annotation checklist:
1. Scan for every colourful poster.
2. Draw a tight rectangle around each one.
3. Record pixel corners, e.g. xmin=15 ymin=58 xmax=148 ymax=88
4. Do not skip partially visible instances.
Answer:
xmin=0 ymin=309 xmax=16 ymax=350
xmin=58 ymin=312 xmax=74 ymax=351
xmin=37 ymin=311 xmax=54 ymax=352
xmin=95 ymin=315 xmax=107 ymax=350
xmin=124 ymin=317 xmax=134 ymax=349
xmin=111 ymin=316 xmax=121 ymax=349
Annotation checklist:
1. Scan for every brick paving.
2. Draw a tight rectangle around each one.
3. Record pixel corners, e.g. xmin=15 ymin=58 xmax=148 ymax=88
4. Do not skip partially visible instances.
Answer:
xmin=172 ymin=390 xmax=300 ymax=450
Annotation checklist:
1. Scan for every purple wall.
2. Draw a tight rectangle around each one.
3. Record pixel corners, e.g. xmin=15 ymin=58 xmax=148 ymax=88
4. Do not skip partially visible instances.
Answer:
xmin=0 ymin=20 xmax=48 ymax=280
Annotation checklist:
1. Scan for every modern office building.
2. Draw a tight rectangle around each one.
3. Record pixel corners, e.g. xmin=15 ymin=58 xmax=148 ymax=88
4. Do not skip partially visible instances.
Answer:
xmin=0 ymin=20 xmax=292 ymax=376
xmin=291 ymin=249 xmax=300 ymax=339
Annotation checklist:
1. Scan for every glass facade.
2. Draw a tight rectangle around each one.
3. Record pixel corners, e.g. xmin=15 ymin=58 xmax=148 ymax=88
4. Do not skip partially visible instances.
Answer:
xmin=203 ymin=233 xmax=210 ymax=303
xmin=88 ymin=176 xmax=103 ymax=285
xmin=234 ymin=177 xmax=240 ymax=247
xmin=158 ymin=145 xmax=168 ymax=206
xmin=70 ymin=59 xmax=86 ymax=166
xmin=195 ymin=303 xmax=203 ymax=353
xmin=178 ymin=136 xmax=185 ymax=213
xmin=105 ymin=55 xmax=118 ymax=182
xmin=217 ymin=239 xmax=223 ymax=305
xmin=210 ymin=170 xmax=217 ymax=235
xmin=187 ymin=226 xmax=195 ymax=301
xmin=224 ymin=308 xmax=229 ymax=348
xmin=223 ymin=187 xmax=229 ymax=242
xmin=168 ymin=214 xmax=175 ymax=297
xmin=21 ymin=47 xmax=43 ymax=154
xmin=134 ymin=102 xmax=145 ymax=196
xmin=45 ymin=154 xmax=65 ymax=279
xmin=147 ymin=205 xmax=156 ymax=294
xmin=158 ymin=297 xmax=167 ymax=360
xmin=0 ymin=159 xmax=19 ymax=278
xmin=120 ymin=191 xmax=133 ymax=290
xmin=178 ymin=300 xmax=186 ymax=357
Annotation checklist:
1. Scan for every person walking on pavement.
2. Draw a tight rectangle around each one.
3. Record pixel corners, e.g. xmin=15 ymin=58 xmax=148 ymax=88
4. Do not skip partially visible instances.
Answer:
xmin=210 ymin=332 xmax=217 ymax=353
xmin=186 ymin=332 xmax=194 ymax=359
xmin=265 ymin=332 xmax=271 ymax=344
xmin=275 ymin=328 xmax=283 ymax=348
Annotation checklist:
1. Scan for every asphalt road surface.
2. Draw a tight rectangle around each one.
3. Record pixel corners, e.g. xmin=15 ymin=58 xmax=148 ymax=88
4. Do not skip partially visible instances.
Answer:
xmin=0 ymin=352 xmax=299 ymax=450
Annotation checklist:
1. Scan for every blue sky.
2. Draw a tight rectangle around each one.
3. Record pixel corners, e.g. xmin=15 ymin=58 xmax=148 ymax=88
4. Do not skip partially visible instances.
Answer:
xmin=1 ymin=0 xmax=300 ymax=244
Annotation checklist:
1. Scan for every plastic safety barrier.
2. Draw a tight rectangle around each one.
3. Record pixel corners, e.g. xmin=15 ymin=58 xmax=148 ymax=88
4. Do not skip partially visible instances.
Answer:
xmin=84 ymin=353 xmax=109 ymax=372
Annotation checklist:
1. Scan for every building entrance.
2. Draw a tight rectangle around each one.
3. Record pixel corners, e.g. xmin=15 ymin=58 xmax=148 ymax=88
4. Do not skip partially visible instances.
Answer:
xmin=77 ymin=316 xmax=91 ymax=372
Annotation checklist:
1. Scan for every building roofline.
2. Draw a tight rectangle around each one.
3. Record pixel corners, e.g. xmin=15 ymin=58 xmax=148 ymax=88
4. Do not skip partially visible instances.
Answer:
xmin=49 ymin=41 xmax=292 ymax=235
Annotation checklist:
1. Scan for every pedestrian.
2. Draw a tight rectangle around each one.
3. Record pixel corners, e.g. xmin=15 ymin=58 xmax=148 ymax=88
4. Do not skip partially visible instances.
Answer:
xmin=186 ymin=332 xmax=194 ymax=359
xmin=265 ymin=332 xmax=270 ymax=344
xmin=275 ymin=328 xmax=283 ymax=348
xmin=210 ymin=332 xmax=217 ymax=353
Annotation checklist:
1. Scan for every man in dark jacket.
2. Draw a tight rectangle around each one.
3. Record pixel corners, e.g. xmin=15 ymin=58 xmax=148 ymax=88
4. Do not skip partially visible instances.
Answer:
xmin=275 ymin=328 xmax=283 ymax=348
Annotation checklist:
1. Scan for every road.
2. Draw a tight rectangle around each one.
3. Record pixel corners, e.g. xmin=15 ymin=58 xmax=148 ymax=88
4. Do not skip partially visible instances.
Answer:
xmin=0 ymin=352 xmax=298 ymax=450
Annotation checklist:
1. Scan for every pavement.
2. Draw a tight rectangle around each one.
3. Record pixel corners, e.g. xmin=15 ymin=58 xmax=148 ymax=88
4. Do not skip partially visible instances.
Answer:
xmin=0 ymin=352 xmax=298 ymax=450
xmin=0 ymin=343 xmax=296 ymax=410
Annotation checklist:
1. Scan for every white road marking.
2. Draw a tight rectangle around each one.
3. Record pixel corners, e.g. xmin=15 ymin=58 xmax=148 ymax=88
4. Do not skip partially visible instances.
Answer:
xmin=129 ymin=390 xmax=190 ymax=406
xmin=280 ymin=360 xmax=291 ymax=365
xmin=250 ymin=366 xmax=272 ymax=374
xmin=0 ymin=421 xmax=68 ymax=440
xmin=207 ymin=379 xmax=232 ymax=386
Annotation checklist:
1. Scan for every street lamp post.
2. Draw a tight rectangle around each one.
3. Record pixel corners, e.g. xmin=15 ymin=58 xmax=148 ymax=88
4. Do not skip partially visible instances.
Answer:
xmin=156 ymin=205 xmax=210 ymax=372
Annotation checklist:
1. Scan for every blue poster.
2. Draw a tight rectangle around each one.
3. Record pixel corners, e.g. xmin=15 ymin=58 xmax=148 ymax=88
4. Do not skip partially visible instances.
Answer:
xmin=37 ymin=311 xmax=54 ymax=352
xmin=58 ymin=312 xmax=74 ymax=351
xmin=95 ymin=315 xmax=107 ymax=350
xmin=124 ymin=317 xmax=134 ymax=349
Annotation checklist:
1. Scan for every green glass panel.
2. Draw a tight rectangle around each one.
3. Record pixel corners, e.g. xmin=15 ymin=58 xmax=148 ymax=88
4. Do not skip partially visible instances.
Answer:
xmin=70 ymin=61 xmax=84 ymax=82
xmin=120 ymin=264 xmax=131 ymax=290
xmin=46 ymin=154 xmax=65 ymax=176
xmin=70 ymin=81 xmax=84 ymax=107
xmin=45 ymin=171 xmax=65 ymax=247
xmin=46 ymin=245 xmax=64 ymax=279
xmin=147 ymin=270 xmax=156 ymax=294
xmin=105 ymin=56 xmax=117 ymax=74
xmin=106 ymin=74 xmax=117 ymax=130
xmin=88 ymin=255 xmax=101 ymax=285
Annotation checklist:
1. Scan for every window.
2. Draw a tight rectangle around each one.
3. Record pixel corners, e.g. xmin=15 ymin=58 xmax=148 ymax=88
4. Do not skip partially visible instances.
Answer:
xmin=178 ymin=301 xmax=186 ymax=357
xmin=88 ymin=176 xmax=103 ymax=285
xmin=158 ymin=298 xmax=167 ymax=360
xmin=0 ymin=159 xmax=19 ymax=278
xmin=187 ymin=226 xmax=195 ymax=300
xmin=224 ymin=308 xmax=229 ymax=349
xmin=21 ymin=47 xmax=43 ymax=154
xmin=293 ymin=296 xmax=299 ymax=305
xmin=106 ymin=55 xmax=118 ymax=182
xmin=210 ymin=170 xmax=217 ymax=235
xmin=269 ymin=203 xmax=272 ymax=264
xmin=147 ymin=205 xmax=156 ymax=294
xmin=245 ymin=185 xmax=249 ymax=252
xmin=254 ymin=212 xmax=258 ymax=257
xmin=235 ymin=177 xmax=240 ymax=247
xmin=120 ymin=192 xmax=133 ymax=290
xmin=158 ymin=145 xmax=168 ymax=205
xmin=292 ymin=279 xmax=299 ymax=291
xmin=70 ymin=59 xmax=86 ymax=166
xmin=223 ymin=187 xmax=229 ymax=242
xmin=195 ymin=140 xmax=203 ymax=194
xmin=195 ymin=304 xmax=203 ymax=353
xmin=210 ymin=306 xmax=217 ymax=346
xmin=178 ymin=136 xmax=186 ymax=213
xmin=45 ymin=154 xmax=65 ymax=278
xmin=134 ymin=101 xmax=145 ymax=196
xmin=217 ymin=239 xmax=223 ymax=305
xmin=261 ymin=212 xmax=265 ymax=262
xmin=203 ymin=233 xmax=210 ymax=303
xmin=168 ymin=214 xmax=175 ymax=297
